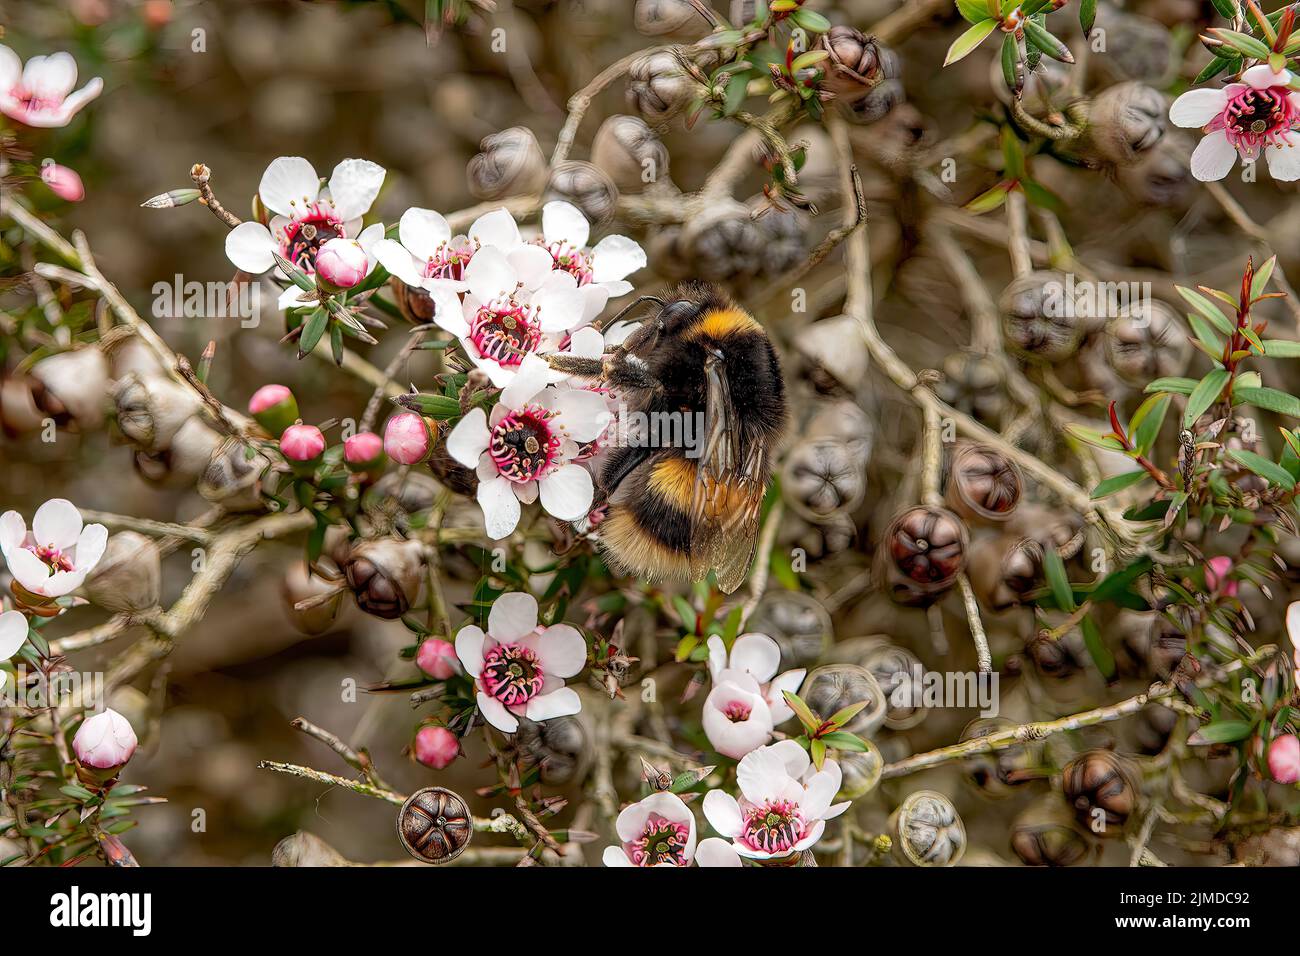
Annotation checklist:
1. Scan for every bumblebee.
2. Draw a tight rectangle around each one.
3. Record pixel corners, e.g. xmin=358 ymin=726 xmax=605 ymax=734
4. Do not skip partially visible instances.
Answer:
xmin=550 ymin=281 xmax=786 ymax=593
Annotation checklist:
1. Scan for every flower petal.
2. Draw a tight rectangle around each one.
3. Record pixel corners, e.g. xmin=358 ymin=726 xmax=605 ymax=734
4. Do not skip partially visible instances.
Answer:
xmin=42 ymin=569 xmax=87 ymax=597
xmin=0 ymin=510 xmax=27 ymax=557
xmin=729 ymin=632 xmax=781 ymax=684
xmin=33 ymin=498 xmax=82 ymax=550
xmin=1242 ymin=64 xmax=1288 ymax=89
xmin=225 ymin=221 xmax=277 ymax=274
xmin=455 ymin=624 xmax=487 ymax=677
xmin=259 ymin=156 xmax=320 ymax=218
xmin=524 ymin=686 xmax=582 ymax=722
xmin=542 ymin=201 xmax=590 ymax=249
xmin=476 ymin=691 xmax=519 ymax=733
xmin=23 ymin=52 xmax=77 ymax=100
xmin=0 ymin=610 xmax=28 ymax=660
xmin=469 ymin=208 xmax=521 ymax=250
xmin=1266 ymin=141 xmax=1300 ymax=181
xmin=765 ymin=668 xmax=806 ymax=724
xmin=372 ymin=238 xmax=423 ymax=286
xmin=508 ymin=244 xmax=557 ymax=291
xmin=737 ymin=741 xmax=794 ymax=804
xmin=701 ymin=789 xmax=744 ymax=838
xmin=74 ymin=523 xmax=108 ymax=573
xmin=477 ymin=475 xmax=522 ymax=540
xmin=488 ymin=591 xmax=539 ymax=642
xmin=551 ymin=387 xmax=612 ymax=442
xmin=1190 ymin=130 xmax=1238 ymax=182
xmin=500 ymin=353 xmax=550 ymax=410
xmin=535 ymin=623 xmax=587 ymax=678
xmin=0 ymin=47 xmax=22 ymax=89
xmin=464 ymin=245 xmax=515 ymax=304
xmin=447 ymin=407 xmax=492 ymax=468
xmin=327 ymin=158 xmax=385 ymax=221
xmin=1168 ymin=88 xmax=1227 ymax=128
xmin=695 ymin=837 xmax=743 ymax=867
xmin=538 ymin=463 xmax=594 ymax=521
xmin=534 ymin=285 xmax=585 ymax=333
xmin=591 ymin=234 xmax=647 ymax=283
xmin=801 ymin=763 xmax=842 ymax=820
xmin=398 ymin=207 xmax=451 ymax=262
xmin=5 ymin=548 xmax=49 ymax=592
xmin=602 ymin=846 xmax=634 ymax=866
xmin=567 ymin=326 xmax=605 ymax=359
xmin=430 ymin=287 xmax=470 ymax=336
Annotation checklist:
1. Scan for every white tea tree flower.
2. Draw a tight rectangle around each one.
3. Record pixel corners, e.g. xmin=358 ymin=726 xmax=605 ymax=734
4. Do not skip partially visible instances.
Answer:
xmin=1287 ymin=600 xmax=1300 ymax=690
xmin=372 ymin=206 xmax=543 ymax=296
xmin=1169 ymin=65 xmax=1300 ymax=182
xmin=224 ymin=156 xmax=387 ymax=307
xmin=702 ymin=672 xmax=775 ymax=760
xmin=455 ymin=591 xmax=586 ymax=733
xmin=0 ymin=610 xmax=29 ymax=662
xmin=537 ymin=201 xmax=647 ymax=323
xmin=0 ymin=46 xmax=102 ymax=128
xmin=707 ymin=632 xmax=806 ymax=725
xmin=601 ymin=791 xmax=744 ymax=867
xmin=0 ymin=499 xmax=107 ymax=601
xmin=446 ymin=354 xmax=610 ymax=539
xmin=702 ymin=740 xmax=850 ymax=862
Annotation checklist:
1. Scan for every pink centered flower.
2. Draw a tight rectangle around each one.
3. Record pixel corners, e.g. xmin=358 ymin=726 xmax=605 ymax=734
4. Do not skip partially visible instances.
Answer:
xmin=0 ymin=46 xmax=103 ymax=128
xmin=1170 ymin=65 xmax=1300 ymax=182
xmin=72 ymin=708 xmax=137 ymax=770
xmin=536 ymin=201 xmax=647 ymax=325
xmin=702 ymin=740 xmax=849 ymax=862
xmin=280 ymin=423 xmax=326 ymax=462
xmin=1268 ymin=734 xmax=1300 ymax=785
xmin=372 ymin=206 xmax=527 ymax=294
xmin=455 ymin=591 xmax=586 ymax=733
xmin=384 ymin=412 xmax=431 ymax=465
xmin=0 ymin=499 xmax=107 ymax=599
xmin=601 ymin=792 xmax=743 ymax=867
xmin=413 ymin=726 xmax=460 ymax=770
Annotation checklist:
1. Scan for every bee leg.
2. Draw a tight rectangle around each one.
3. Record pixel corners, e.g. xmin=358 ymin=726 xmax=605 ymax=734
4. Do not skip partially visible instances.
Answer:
xmin=604 ymin=352 xmax=662 ymax=394
xmin=545 ymin=354 xmax=606 ymax=379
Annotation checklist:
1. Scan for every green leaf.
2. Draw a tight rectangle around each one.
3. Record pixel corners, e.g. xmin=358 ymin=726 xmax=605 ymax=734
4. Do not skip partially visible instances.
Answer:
xmin=1183 ymin=368 xmax=1230 ymax=429
xmin=1080 ymin=616 xmax=1116 ymax=682
xmin=401 ymin=393 xmax=461 ymax=419
xmin=1176 ymin=285 xmax=1235 ymax=336
xmin=1001 ymin=126 xmax=1026 ymax=181
xmin=1227 ymin=448 xmax=1297 ymax=489
xmin=721 ymin=73 xmax=748 ymax=116
xmin=1210 ymin=28 xmax=1273 ymax=60
xmin=1193 ymin=54 xmax=1236 ymax=85
xmin=1209 ymin=0 xmax=1239 ymax=19
xmin=1022 ymin=18 xmax=1074 ymax=63
xmin=272 ymin=252 xmax=316 ymax=293
xmin=1063 ymin=423 xmax=1125 ymax=451
xmin=298 ymin=308 xmax=329 ymax=357
xmin=1079 ymin=0 xmax=1097 ymax=34
xmin=1090 ymin=470 xmax=1149 ymax=499
xmin=821 ymin=730 xmax=871 ymax=752
xmin=783 ymin=691 xmax=822 ymax=734
xmin=789 ymin=7 xmax=832 ymax=32
xmin=1145 ymin=377 xmax=1199 ymax=396
xmin=1041 ymin=548 xmax=1076 ymax=612
xmin=827 ymin=699 xmax=870 ymax=729
xmin=944 ymin=19 xmax=997 ymax=66
xmin=1251 ymin=255 xmax=1277 ymax=298
xmin=1187 ymin=720 xmax=1253 ymax=745
xmin=1187 ymin=312 xmax=1225 ymax=354
xmin=1000 ymin=31 xmax=1020 ymax=93
xmin=810 ymin=737 xmax=827 ymax=770
xmin=1262 ymin=340 xmax=1300 ymax=357
xmin=1129 ymin=393 xmax=1170 ymax=457
xmin=1088 ymin=556 xmax=1153 ymax=607
xmin=674 ymin=634 xmax=698 ymax=663
xmin=1234 ymin=385 xmax=1300 ymax=418
xmin=956 ymin=0 xmax=992 ymax=23
xmin=964 ymin=181 xmax=1010 ymax=214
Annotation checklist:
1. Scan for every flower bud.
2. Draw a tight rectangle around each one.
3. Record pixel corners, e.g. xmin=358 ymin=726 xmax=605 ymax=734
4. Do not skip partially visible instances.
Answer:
xmin=248 ymin=384 xmax=299 ymax=438
xmin=280 ymin=560 xmax=343 ymax=635
xmin=1268 ymin=734 xmax=1300 ymax=785
xmin=545 ymin=161 xmax=618 ymax=227
xmin=467 ymin=127 xmax=548 ymax=201
xmin=135 ymin=416 xmax=222 ymax=488
xmin=945 ymin=442 xmax=1022 ymax=523
xmin=1082 ymin=82 xmax=1166 ymax=167
xmin=84 ymin=532 xmax=161 ymax=613
xmin=889 ymin=790 xmax=966 ymax=866
xmin=1000 ymin=270 xmax=1087 ymax=364
xmin=280 ymin=423 xmax=326 ymax=471
xmin=40 ymin=163 xmax=85 ymax=202
xmin=878 ymin=506 xmax=968 ymax=606
xmin=30 ymin=347 xmax=109 ymax=430
xmin=315 ymin=238 xmax=368 ymax=291
xmin=343 ymin=537 xmax=424 ymax=619
xmin=413 ymin=726 xmax=460 ymax=769
xmin=416 ymin=637 xmax=458 ymax=679
xmin=817 ymin=26 xmax=885 ymax=100
xmin=1062 ymin=750 xmax=1139 ymax=832
xmin=198 ymin=439 xmax=271 ymax=511
xmin=384 ymin=411 xmax=432 ymax=465
xmin=343 ymin=431 xmax=386 ymax=473
xmin=627 ymin=50 xmax=694 ymax=123
xmin=591 ymin=115 xmax=671 ymax=192
xmin=113 ymin=371 xmax=202 ymax=452
xmin=72 ymin=708 xmax=138 ymax=785
xmin=1205 ymin=555 xmax=1238 ymax=597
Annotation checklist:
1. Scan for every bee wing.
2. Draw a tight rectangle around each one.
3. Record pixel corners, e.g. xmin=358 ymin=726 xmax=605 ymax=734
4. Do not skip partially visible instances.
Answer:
xmin=691 ymin=352 xmax=767 ymax=593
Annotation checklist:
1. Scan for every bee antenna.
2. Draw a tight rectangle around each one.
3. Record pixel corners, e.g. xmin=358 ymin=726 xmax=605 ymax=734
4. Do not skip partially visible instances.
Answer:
xmin=593 ymin=294 xmax=664 ymax=332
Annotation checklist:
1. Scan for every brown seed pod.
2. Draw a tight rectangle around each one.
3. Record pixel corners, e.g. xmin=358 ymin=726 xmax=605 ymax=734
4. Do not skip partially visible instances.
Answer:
xmin=627 ymin=49 xmax=694 ymax=123
xmin=1103 ymin=299 xmax=1191 ymax=388
xmin=1010 ymin=794 xmax=1093 ymax=866
xmin=134 ymin=416 xmax=223 ymax=489
xmin=937 ymin=350 xmax=1009 ymax=428
xmin=389 ymin=276 xmax=436 ymax=325
xmin=889 ymin=790 xmax=967 ymax=867
xmin=879 ymin=506 xmax=968 ymax=606
xmin=466 ymin=126 xmax=547 ymax=201
xmin=960 ymin=717 xmax=1041 ymax=797
xmin=198 ymin=439 xmax=272 ymax=512
xmin=591 ymin=115 xmax=670 ymax=192
xmin=634 ymin=0 xmax=707 ymax=38
xmin=1116 ymin=127 xmax=1194 ymax=207
xmin=396 ymin=786 xmax=472 ymax=864
xmin=835 ymin=742 xmax=885 ymax=800
xmin=840 ymin=45 xmax=903 ymax=125
xmin=1062 ymin=750 xmax=1140 ymax=833
xmin=816 ymin=26 xmax=886 ymax=100
xmin=1082 ymin=82 xmax=1166 ymax=167
xmin=29 ymin=347 xmax=110 ymax=430
xmin=945 ymin=442 xmax=1021 ymax=523
xmin=515 ymin=714 xmax=592 ymax=786
xmin=344 ymin=537 xmax=425 ymax=620
xmin=1000 ymin=270 xmax=1087 ymax=364
xmin=1006 ymin=503 xmax=1085 ymax=560
xmin=801 ymin=664 xmax=887 ymax=737
xmin=781 ymin=437 xmax=867 ymax=523
xmin=745 ymin=590 xmax=833 ymax=670
xmin=1026 ymin=630 xmax=1078 ymax=679
xmin=545 ymin=161 xmax=618 ymax=226
xmin=967 ymin=533 xmax=1041 ymax=612
xmin=85 ymin=532 xmax=162 ymax=614
xmin=752 ymin=200 xmax=811 ymax=276
xmin=281 ymin=560 xmax=344 ymax=636
xmin=859 ymin=642 xmax=927 ymax=730
xmin=112 ymin=371 xmax=202 ymax=452
xmin=675 ymin=199 xmax=765 ymax=282
xmin=796 ymin=314 xmax=871 ymax=392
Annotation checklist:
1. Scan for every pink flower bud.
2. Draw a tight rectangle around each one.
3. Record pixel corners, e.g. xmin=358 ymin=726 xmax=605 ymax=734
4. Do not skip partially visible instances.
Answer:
xmin=73 ymin=708 xmax=137 ymax=779
xmin=40 ymin=163 xmax=85 ymax=202
xmin=280 ymin=423 xmax=326 ymax=463
xmin=1268 ymin=734 xmax=1300 ymax=785
xmin=384 ymin=412 xmax=432 ymax=465
xmin=1205 ymin=556 xmax=1237 ymax=597
xmin=416 ymin=637 xmax=458 ymax=679
xmin=413 ymin=726 xmax=460 ymax=770
xmin=316 ymin=238 xmax=369 ymax=290
xmin=344 ymin=431 xmax=386 ymax=472
xmin=249 ymin=384 xmax=299 ymax=438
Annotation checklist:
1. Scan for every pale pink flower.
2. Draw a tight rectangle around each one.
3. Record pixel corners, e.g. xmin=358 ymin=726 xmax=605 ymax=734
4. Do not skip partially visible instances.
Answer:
xmin=702 ymin=740 xmax=849 ymax=862
xmin=0 ymin=610 xmax=28 ymax=662
xmin=0 ymin=46 xmax=102 ymax=128
xmin=0 ymin=499 xmax=107 ymax=599
xmin=315 ymin=237 xmax=369 ymax=290
xmin=1170 ymin=65 xmax=1300 ymax=182
xmin=40 ymin=163 xmax=84 ymax=202
xmin=72 ymin=708 xmax=137 ymax=771
xmin=446 ymin=354 xmax=608 ymax=539
xmin=1268 ymin=734 xmax=1300 ymax=785
xmin=600 ymin=791 xmax=742 ymax=867
xmin=707 ymin=632 xmax=806 ymax=725
xmin=413 ymin=726 xmax=460 ymax=769
xmin=455 ymin=591 xmax=586 ymax=733
xmin=371 ymin=206 xmax=528 ymax=296
xmin=1204 ymin=556 xmax=1238 ymax=597
xmin=703 ymin=675 xmax=775 ymax=760
xmin=536 ymin=201 xmax=647 ymax=324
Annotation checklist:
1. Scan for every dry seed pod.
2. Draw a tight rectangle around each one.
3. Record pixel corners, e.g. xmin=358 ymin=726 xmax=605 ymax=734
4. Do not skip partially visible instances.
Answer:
xmin=945 ymin=443 xmax=1021 ymax=523
xmin=730 ymin=0 xmax=766 ymax=23
xmin=29 ymin=348 xmax=110 ymax=430
xmin=198 ymin=439 xmax=271 ymax=511
xmin=967 ymin=533 xmax=1041 ymax=612
xmin=281 ymin=560 xmax=343 ymax=636
xmin=840 ymin=44 xmax=903 ymax=124
xmin=634 ymin=0 xmax=706 ymax=37
xmin=781 ymin=437 xmax=867 ymax=523
xmin=1006 ymin=503 xmax=1084 ymax=559
xmin=676 ymin=199 xmax=765 ymax=282
xmin=84 ymin=532 xmax=161 ymax=613
xmin=879 ymin=506 xmax=968 ymax=606
xmin=960 ymin=717 xmax=1040 ymax=798
xmin=1134 ymin=703 xmax=1179 ymax=755
xmin=1062 ymin=749 xmax=1140 ymax=833
xmin=1232 ymin=827 xmax=1300 ymax=867
xmin=859 ymin=642 xmax=926 ymax=730
xmin=467 ymin=127 xmax=547 ymax=200
xmin=1116 ymin=127 xmax=1194 ymax=206
xmin=1026 ymin=631 xmax=1078 ymax=680
xmin=801 ymin=664 xmax=887 ymax=738
xmin=752 ymin=202 xmax=811 ymax=275
xmin=835 ymin=743 xmax=884 ymax=799
xmin=890 ymin=791 xmax=966 ymax=867
xmin=362 ymin=470 xmax=443 ymax=523
xmin=134 ymin=416 xmax=222 ymax=489
xmin=344 ymin=537 xmax=424 ymax=620
xmin=1010 ymin=794 xmax=1092 ymax=866
xmin=591 ymin=115 xmax=670 ymax=192
xmin=817 ymin=26 xmax=886 ymax=101
xmin=1000 ymin=270 xmax=1087 ymax=364
xmin=1082 ymin=82 xmax=1166 ymax=167
xmin=1104 ymin=299 xmax=1191 ymax=388
xmin=544 ymin=161 xmax=618 ymax=227
xmin=627 ymin=50 xmax=694 ymax=124
xmin=937 ymin=350 xmax=1008 ymax=427
xmin=396 ymin=787 xmax=472 ymax=864
xmin=272 ymin=831 xmax=352 ymax=867
xmin=515 ymin=714 xmax=592 ymax=786
xmin=389 ymin=276 xmax=436 ymax=325
xmin=745 ymin=590 xmax=833 ymax=670
xmin=796 ymin=314 xmax=871 ymax=392
xmin=113 ymin=371 xmax=202 ymax=452
xmin=1093 ymin=12 xmax=1175 ymax=86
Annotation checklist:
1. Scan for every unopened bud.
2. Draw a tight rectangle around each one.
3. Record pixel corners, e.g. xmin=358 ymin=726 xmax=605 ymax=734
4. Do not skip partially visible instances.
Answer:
xmin=280 ymin=423 xmax=326 ymax=469
xmin=413 ymin=725 xmax=460 ymax=769
xmin=1269 ymin=734 xmax=1300 ymax=785
xmin=384 ymin=411 xmax=432 ymax=465
xmin=248 ymin=384 xmax=299 ymax=438
xmin=72 ymin=708 xmax=138 ymax=785
xmin=343 ymin=431 xmax=386 ymax=473
xmin=140 ymin=187 xmax=202 ymax=210
xmin=416 ymin=637 xmax=458 ymax=679
xmin=315 ymin=238 xmax=369 ymax=291
xmin=40 ymin=163 xmax=85 ymax=202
